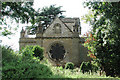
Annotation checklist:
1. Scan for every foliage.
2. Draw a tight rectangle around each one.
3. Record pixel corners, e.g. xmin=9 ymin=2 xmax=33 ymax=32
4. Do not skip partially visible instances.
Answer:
xmin=2 ymin=61 xmax=53 ymax=79
xmin=32 ymin=45 xmax=44 ymax=60
xmin=21 ymin=45 xmax=44 ymax=60
xmin=83 ymin=2 xmax=120 ymax=77
xmin=81 ymin=10 xmax=94 ymax=25
xmin=1 ymin=46 xmax=115 ymax=78
xmin=80 ymin=61 xmax=99 ymax=74
xmin=21 ymin=45 xmax=34 ymax=59
xmin=1 ymin=3 xmax=65 ymax=36
xmin=1 ymin=2 xmax=35 ymax=36
xmin=2 ymin=46 xmax=21 ymax=66
xmin=27 ymin=5 xmax=65 ymax=34
xmin=80 ymin=61 xmax=92 ymax=74
xmin=2 ymin=2 xmax=35 ymax=23
xmin=50 ymin=64 xmax=109 ymax=78
xmin=65 ymin=62 xmax=74 ymax=70
xmin=2 ymin=46 xmax=53 ymax=79
xmin=84 ymin=32 xmax=96 ymax=59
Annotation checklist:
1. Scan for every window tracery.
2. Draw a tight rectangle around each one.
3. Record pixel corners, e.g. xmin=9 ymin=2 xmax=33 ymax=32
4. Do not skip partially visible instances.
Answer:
xmin=54 ymin=23 xmax=61 ymax=34
xmin=49 ymin=43 xmax=65 ymax=61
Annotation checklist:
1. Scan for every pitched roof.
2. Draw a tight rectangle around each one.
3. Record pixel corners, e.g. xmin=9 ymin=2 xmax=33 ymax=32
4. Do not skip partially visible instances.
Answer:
xmin=59 ymin=17 xmax=73 ymax=33
xmin=61 ymin=18 xmax=79 ymax=24
xmin=43 ymin=17 xmax=80 ymax=33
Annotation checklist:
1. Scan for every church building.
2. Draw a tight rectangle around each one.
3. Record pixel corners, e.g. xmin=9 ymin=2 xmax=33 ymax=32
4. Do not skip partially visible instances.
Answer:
xmin=19 ymin=16 xmax=90 ymax=66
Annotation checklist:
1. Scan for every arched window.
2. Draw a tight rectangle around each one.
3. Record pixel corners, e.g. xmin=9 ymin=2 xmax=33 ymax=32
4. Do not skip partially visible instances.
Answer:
xmin=49 ymin=43 xmax=65 ymax=61
xmin=54 ymin=23 xmax=61 ymax=34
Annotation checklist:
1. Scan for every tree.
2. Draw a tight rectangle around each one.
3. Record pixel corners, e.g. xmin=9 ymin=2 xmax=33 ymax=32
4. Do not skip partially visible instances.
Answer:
xmin=1 ymin=2 xmax=35 ymax=36
xmin=27 ymin=5 xmax=65 ymax=34
xmin=32 ymin=45 xmax=44 ymax=60
xmin=83 ymin=2 xmax=120 ymax=77
xmin=1 ymin=3 xmax=65 ymax=35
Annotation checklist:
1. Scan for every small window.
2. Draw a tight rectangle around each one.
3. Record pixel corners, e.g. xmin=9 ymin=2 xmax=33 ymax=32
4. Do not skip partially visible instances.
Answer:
xmin=54 ymin=23 xmax=61 ymax=34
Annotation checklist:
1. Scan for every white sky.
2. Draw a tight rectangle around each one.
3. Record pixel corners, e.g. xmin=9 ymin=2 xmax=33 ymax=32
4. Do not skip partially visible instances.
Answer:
xmin=0 ymin=0 xmax=91 ymax=51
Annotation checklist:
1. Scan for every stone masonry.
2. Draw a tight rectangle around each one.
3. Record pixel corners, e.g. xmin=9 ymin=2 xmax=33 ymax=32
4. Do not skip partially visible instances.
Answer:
xmin=19 ymin=16 xmax=90 ymax=66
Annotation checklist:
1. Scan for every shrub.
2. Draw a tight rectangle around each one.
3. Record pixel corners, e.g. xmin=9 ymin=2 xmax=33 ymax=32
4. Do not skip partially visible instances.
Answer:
xmin=32 ymin=45 xmax=44 ymax=60
xmin=65 ymin=62 xmax=74 ymax=70
xmin=21 ymin=45 xmax=34 ymax=59
xmin=80 ymin=61 xmax=99 ymax=74
xmin=2 ymin=61 xmax=53 ymax=79
xmin=91 ymin=64 xmax=99 ymax=73
xmin=2 ymin=46 xmax=53 ymax=79
xmin=80 ymin=61 xmax=92 ymax=73
xmin=2 ymin=46 xmax=21 ymax=66
xmin=21 ymin=45 xmax=44 ymax=60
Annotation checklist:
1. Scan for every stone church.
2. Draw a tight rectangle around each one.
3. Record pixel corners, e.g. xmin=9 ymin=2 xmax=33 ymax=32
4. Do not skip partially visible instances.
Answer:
xmin=19 ymin=16 xmax=90 ymax=66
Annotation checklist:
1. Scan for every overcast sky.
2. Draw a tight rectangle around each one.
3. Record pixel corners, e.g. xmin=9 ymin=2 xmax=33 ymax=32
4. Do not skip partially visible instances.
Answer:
xmin=1 ymin=0 xmax=91 ymax=51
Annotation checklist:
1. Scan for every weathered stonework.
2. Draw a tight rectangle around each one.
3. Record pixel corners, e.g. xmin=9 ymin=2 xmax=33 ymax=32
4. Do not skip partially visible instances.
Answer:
xmin=19 ymin=16 xmax=90 ymax=66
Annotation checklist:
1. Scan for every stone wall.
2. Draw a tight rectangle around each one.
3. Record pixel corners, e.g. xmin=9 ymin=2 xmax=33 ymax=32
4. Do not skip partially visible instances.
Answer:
xmin=42 ymin=37 xmax=90 ymax=66
xmin=19 ymin=17 xmax=90 ymax=66
xmin=19 ymin=38 xmax=36 ymax=49
xmin=19 ymin=37 xmax=90 ymax=66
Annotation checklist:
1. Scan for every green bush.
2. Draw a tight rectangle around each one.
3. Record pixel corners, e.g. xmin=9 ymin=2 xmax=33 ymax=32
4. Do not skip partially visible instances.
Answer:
xmin=65 ymin=62 xmax=74 ymax=70
xmin=21 ymin=45 xmax=34 ymax=59
xmin=2 ymin=46 xmax=53 ymax=79
xmin=32 ymin=45 xmax=44 ymax=60
xmin=80 ymin=61 xmax=99 ymax=74
xmin=21 ymin=45 xmax=44 ymax=60
xmin=2 ymin=61 xmax=53 ymax=79
xmin=2 ymin=46 xmax=21 ymax=66
xmin=80 ymin=62 xmax=91 ymax=73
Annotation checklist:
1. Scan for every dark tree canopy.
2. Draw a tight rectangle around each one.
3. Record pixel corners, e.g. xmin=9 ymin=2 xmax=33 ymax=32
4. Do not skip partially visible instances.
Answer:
xmin=1 ymin=2 xmax=35 ymax=23
xmin=1 ymin=2 xmax=35 ymax=36
xmin=27 ymin=5 xmax=65 ymax=34
xmin=84 ymin=2 xmax=120 ymax=77
xmin=0 ymin=2 xmax=65 ymax=36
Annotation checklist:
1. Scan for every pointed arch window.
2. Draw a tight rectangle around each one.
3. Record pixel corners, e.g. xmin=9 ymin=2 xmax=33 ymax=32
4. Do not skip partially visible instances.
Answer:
xmin=54 ymin=23 xmax=61 ymax=34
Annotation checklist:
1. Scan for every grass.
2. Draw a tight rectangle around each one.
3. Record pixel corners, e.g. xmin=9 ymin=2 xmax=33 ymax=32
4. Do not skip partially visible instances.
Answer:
xmin=40 ymin=59 xmax=118 ymax=79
